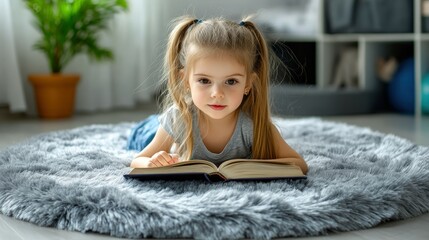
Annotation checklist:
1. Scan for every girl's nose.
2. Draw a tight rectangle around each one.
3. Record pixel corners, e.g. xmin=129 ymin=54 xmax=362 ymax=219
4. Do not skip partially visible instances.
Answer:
xmin=211 ymin=85 xmax=224 ymax=99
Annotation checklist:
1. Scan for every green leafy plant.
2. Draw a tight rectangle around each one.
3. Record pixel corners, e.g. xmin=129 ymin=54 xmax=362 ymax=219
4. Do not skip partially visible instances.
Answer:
xmin=24 ymin=0 xmax=128 ymax=73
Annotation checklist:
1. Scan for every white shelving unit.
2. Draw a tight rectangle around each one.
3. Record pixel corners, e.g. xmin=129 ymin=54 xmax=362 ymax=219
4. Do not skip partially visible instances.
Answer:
xmin=269 ymin=0 xmax=426 ymax=117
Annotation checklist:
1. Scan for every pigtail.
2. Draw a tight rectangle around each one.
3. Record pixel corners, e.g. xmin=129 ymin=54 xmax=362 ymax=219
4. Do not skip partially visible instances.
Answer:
xmin=240 ymin=19 xmax=276 ymax=159
xmin=163 ymin=16 xmax=198 ymax=160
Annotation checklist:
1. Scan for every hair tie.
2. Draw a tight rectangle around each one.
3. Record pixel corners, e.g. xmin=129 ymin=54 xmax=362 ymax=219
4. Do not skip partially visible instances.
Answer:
xmin=239 ymin=21 xmax=246 ymax=26
xmin=194 ymin=19 xmax=203 ymax=24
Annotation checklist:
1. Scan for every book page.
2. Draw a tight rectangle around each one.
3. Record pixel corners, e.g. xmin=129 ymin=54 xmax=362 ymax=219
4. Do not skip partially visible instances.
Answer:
xmin=218 ymin=159 xmax=304 ymax=179
xmin=129 ymin=160 xmax=218 ymax=175
xmin=218 ymin=159 xmax=294 ymax=169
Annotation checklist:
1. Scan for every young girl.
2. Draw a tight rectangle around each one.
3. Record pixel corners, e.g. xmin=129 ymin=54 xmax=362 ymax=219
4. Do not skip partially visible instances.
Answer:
xmin=130 ymin=16 xmax=308 ymax=174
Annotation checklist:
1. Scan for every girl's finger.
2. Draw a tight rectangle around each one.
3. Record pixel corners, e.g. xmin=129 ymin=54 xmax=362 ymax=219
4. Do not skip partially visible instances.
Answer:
xmin=151 ymin=152 xmax=168 ymax=166
xmin=168 ymin=154 xmax=179 ymax=163
xmin=157 ymin=152 xmax=172 ymax=166
xmin=151 ymin=160 xmax=162 ymax=167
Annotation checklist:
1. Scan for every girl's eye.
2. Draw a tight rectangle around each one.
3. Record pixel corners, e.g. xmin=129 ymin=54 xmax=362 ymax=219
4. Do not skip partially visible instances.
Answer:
xmin=225 ymin=79 xmax=238 ymax=85
xmin=198 ymin=78 xmax=210 ymax=84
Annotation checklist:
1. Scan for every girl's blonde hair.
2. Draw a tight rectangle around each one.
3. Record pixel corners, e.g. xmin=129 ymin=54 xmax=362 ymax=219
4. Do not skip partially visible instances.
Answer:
xmin=162 ymin=15 xmax=275 ymax=160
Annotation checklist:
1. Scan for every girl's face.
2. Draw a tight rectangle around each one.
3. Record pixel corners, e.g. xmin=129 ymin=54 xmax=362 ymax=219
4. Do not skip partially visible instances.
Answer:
xmin=187 ymin=54 xmax=251 ymax=121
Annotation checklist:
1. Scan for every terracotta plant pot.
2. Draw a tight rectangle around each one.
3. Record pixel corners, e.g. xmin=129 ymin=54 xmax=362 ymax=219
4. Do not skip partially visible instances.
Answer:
xmin=28 ymin=74 xmax=80 ymax=119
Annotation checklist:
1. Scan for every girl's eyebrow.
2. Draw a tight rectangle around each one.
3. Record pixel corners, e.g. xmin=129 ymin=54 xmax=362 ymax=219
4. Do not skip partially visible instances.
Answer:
xmin=193 ymin=73 xmax=245 ymax=77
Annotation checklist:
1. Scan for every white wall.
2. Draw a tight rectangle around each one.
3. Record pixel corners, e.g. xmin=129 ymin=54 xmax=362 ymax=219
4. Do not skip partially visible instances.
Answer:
xmin=164 ymin=0 xmax=304 ymax=19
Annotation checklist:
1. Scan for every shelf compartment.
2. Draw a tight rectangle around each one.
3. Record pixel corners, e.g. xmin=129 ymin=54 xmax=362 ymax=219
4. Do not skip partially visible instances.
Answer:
xmin=320 ymin=41 xmax=360 ymax=88
xmin=364 ymin=41 xmax=415 ymax=112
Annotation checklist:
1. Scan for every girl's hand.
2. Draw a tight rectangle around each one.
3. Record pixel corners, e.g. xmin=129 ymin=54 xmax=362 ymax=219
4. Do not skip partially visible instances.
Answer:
xmin=148 ymin=151 xmax=180 ymax=167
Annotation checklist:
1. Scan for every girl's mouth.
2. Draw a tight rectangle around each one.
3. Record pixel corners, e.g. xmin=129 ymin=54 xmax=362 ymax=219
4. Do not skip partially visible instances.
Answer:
xmin=209 ymin=104 xmax=226 ymax=110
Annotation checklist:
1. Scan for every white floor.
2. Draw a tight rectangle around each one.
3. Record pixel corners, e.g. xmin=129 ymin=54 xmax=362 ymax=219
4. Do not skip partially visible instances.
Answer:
xmin=1 ymin=104 xmax=429 ymax=240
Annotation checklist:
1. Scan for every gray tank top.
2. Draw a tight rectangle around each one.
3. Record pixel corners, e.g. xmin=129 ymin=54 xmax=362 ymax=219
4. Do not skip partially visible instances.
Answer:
xmin=158 ymin=107 xmax=253 ymax=166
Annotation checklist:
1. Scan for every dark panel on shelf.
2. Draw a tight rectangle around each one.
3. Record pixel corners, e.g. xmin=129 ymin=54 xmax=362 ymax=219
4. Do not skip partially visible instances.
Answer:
xmin=270 ymin=42 xmax=316 ymax=85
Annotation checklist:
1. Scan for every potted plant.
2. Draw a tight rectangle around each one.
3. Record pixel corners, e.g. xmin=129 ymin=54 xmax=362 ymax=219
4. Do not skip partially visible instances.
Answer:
xmin=24 ymin=0 xmax=128 ymax=118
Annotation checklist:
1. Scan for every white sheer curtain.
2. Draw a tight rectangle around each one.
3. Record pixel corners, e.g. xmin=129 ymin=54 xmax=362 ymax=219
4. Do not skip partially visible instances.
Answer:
xmin=0 ymin=0 xmax=26 ymax=112
xmin=2 ymin=0 xmax=169 ymax=114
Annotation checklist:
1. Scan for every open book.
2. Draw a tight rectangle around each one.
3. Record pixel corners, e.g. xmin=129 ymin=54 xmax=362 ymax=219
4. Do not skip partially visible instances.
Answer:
xmin=124 ymin=159 xmax=306 ymax=182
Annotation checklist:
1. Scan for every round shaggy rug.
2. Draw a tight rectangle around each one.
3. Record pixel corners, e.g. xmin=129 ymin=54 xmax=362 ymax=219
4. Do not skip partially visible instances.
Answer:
xmin=0 ymin=117 xmax=429 ymax=239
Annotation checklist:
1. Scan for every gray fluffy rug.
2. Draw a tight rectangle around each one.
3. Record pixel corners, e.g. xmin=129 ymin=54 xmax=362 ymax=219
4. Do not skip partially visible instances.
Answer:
xmin=1 ymin=118 xmax=429 ymax=239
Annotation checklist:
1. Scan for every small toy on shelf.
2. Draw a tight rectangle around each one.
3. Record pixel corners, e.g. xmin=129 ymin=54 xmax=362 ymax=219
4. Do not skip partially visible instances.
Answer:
xmin=376 ymin=57 xmax=398 ymax=83
xmin=331 ymin=47 xmax=359 ymax=89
